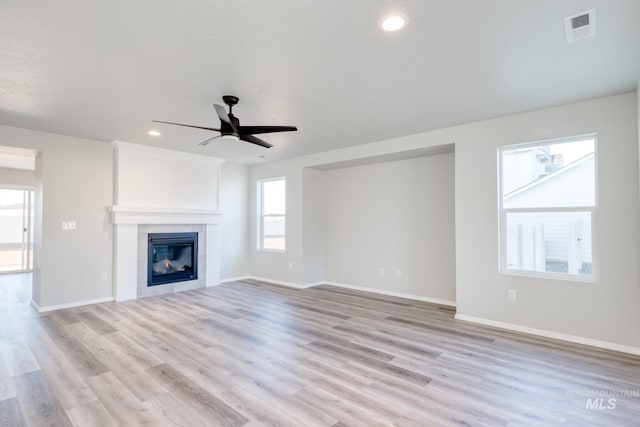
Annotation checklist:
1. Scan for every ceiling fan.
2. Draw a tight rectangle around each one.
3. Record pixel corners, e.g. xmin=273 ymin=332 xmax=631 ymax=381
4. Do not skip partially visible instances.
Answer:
xmin=153 ymin=95 xmax=297 ymax=148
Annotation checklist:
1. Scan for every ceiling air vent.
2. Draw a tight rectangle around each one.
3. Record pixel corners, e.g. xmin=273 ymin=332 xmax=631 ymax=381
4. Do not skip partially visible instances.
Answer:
xmin=564 ymin=9 xmax=596 ymax=43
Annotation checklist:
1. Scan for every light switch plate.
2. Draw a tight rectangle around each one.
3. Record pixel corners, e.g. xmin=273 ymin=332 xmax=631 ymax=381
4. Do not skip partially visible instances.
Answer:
xmin=62 ymin=221 xmax=77 ymax=230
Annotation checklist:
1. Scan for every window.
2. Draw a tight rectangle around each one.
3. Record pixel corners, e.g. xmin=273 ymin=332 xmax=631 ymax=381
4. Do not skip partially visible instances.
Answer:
xmin=258 ymin=177 xmax=286 ymax=252
xmin=498 ymin=135 xmax=596 ymax=279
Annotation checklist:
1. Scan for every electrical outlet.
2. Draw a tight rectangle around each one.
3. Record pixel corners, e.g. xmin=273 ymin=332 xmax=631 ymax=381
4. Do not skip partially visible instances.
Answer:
xmin=508 ymin=289 xmax=517 ymax=301
xmin=288 ymin=262 xmax=293 ymax=271
xmin=396 ymin=269 xmax=402 ymax=277
xmin=100 ymin=272 xmax=108 ymax=282
xmin=380 ymin=267 xmax=385 ymax=276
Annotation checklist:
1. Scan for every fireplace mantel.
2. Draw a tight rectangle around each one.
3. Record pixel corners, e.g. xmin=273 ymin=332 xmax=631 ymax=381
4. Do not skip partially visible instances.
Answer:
xmin=108 ymin=206 xmax=223 ymax=225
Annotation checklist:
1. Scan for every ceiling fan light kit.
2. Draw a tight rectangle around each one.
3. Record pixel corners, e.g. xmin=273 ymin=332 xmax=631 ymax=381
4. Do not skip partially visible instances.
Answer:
xmin=153 ymin=95 xmax=297 ymax=148
xmin=220 ymin=135 xmax=240 ymax=142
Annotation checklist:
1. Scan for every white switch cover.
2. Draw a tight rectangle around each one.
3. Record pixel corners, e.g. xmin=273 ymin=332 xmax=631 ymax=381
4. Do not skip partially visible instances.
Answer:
xmin=62 ymin=221 xmax=77 ymax=230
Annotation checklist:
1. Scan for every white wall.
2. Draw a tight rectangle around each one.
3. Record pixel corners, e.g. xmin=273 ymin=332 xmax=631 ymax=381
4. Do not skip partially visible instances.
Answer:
xmin=325 ymin=154 xmax=456 ymax=303
xmin=250 ymin=162 xmax=304 ymax=284
xmin=454 ymin=92 xmax=639 ymax=349
xmin=0 ymin=125 xmax=113 ymax=308
xmin=220 ymin=162 xmax=251 ymax=280
xmin=302 ymin=168 xmax=327 ymax=284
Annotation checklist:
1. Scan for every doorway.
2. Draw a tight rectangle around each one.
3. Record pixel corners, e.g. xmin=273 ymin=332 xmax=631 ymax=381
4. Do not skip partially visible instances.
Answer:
xmin=0 ymin=188 xmax=34 ymax=273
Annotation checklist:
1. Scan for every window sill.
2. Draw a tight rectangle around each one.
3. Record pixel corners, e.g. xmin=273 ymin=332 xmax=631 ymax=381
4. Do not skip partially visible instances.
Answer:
xmin=500 ymin=269 xmax=599 ymax=284
xmin=258 ymin=249 xmax=286 ymax=254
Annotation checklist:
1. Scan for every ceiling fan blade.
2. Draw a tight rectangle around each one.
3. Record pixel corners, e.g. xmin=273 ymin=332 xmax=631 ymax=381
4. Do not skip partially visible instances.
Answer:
xmin=198 ymin=135 xmax=221 ymax=146
xmin=152 ymin=120 xmax=220 ymax=132
xmin=237 ymin=125 xmax=298 ymax=135
xmin=239 ymin=134 xmax=273 ymax=148
xmin=214 ymin=104 xmax=236 ymax=127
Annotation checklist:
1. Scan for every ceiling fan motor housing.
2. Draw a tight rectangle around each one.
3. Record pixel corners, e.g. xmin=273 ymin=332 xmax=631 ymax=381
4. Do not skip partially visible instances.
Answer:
xmin=222 ymin=95 xmax=239 ymax=107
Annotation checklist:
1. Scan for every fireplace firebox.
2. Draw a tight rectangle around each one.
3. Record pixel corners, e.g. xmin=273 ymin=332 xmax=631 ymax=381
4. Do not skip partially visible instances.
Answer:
xmin=147 ymin=232 xmax=198 ymax=286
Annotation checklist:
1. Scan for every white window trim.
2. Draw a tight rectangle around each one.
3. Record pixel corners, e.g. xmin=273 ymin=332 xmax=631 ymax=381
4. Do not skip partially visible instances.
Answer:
xmin=497 ymin=134 xmax=599 ymax=283
xmin=257 ymin=177 xmax=286 ymax=253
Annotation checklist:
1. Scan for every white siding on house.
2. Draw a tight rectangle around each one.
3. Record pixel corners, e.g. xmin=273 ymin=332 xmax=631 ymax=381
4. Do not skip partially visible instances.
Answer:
xmin=505 ymin=155 xmax=595 ymax=208
xmin=506 ymin=211 xmax=592 ymax=268
xmin=503 ymin=153 xmax=595 ymax=273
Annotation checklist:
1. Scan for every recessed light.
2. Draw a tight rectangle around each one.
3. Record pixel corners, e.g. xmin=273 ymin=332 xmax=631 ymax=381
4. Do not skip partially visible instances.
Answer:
xmin=148 ymin=130 xmax=161 ymax=136
xmin=380 ymin=13 xmax=408 ymax=32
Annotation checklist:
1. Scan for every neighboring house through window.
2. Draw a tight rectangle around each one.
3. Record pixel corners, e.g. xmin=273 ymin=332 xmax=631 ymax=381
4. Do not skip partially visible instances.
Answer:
xmin=258 ymin=177 xmax=286 ymax=252
xmin=498 ymin=135 xmax=597 ymax=279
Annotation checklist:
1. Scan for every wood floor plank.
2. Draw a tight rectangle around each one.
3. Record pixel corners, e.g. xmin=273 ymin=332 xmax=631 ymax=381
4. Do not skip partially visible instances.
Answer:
xmin=85 ymin=371 xmax=165 ymax=425
xmin=294 ymin=385 xmax=392 ymax=427
xmin=0 ymin=348 xmax=16 ymax=403
xmin=65 ymin=400 xmax=119 ymax=427
xmin=220 ymin=385 xmax=317 ymax=427
xmin=75 ymin=311 xmax=117 ymax=335
xmin=149 ymin=363 xmax=249 ymax=427
xmin=0 ymin=335 xmax=40 ymax=377
xmin=0 ymin=397 xmax=27 ymax=427
xmin=20 ymin=324 xmax=97 ymax=410
xmin=13 ymin=371 xmax=73 ymax=426
xmin=65 ymin=321 xmax=169 ymax=402
xmin=144 ymin=391 xmax=217 ymax=427
xmin=229 ymin=379 xmax=337 ymax=427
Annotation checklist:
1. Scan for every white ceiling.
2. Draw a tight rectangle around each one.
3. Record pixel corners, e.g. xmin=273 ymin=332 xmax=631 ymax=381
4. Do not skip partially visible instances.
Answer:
xmin=0 ymin=1 xmax=638 ymax=165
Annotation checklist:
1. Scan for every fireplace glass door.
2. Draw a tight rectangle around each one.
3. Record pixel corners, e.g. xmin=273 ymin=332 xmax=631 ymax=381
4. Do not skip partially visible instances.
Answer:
xmin=148 ymin=232 xmax=198 ymax=286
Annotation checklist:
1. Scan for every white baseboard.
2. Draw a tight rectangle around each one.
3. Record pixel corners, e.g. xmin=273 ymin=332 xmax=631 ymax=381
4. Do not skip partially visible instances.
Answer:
xmin=324 ymin=281 xmax=457 ymax=307
xmin=247 ymin=276 xmax=317 ymax=290
xmin=455 ymin=314 xmax=640 ymax=356
xmin=220 ymin=275 xmax=251 ymax=283
xmin=304 ymin=281 xmax=326 ymax=288
xmin=31 ymin=296 xmax=114 ymax=313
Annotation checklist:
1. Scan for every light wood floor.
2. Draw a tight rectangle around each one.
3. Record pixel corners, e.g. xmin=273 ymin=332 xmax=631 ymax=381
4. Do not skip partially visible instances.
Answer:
xmin=1 ymin=274 xmax=639 ymax=426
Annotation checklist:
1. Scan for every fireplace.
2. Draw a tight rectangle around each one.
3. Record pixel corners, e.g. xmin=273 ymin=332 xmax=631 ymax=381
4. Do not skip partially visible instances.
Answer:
xmin=147 ymin=232 xmax=198 ymax=286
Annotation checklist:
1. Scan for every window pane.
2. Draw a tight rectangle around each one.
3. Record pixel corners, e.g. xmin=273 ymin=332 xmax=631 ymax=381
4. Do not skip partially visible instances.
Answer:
xmin=263 ymin=216 xmax=285 ymax=238
xmin=505 ymin=211 xmax=592 ymax=275
xmin=263 ymin=215 xmax=285 ymax=250
xmin=262 ymin=179 xmax=285 ymax=214
xmin=502 ymin=138 xmax=595 ymax=208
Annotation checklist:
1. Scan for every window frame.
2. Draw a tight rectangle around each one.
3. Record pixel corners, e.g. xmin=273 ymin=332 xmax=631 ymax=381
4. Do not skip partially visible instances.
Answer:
xmin=257 ymin=177 xmax=286 ymax=253
xmin=497 ymin=134 xmax=599 ymax=282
